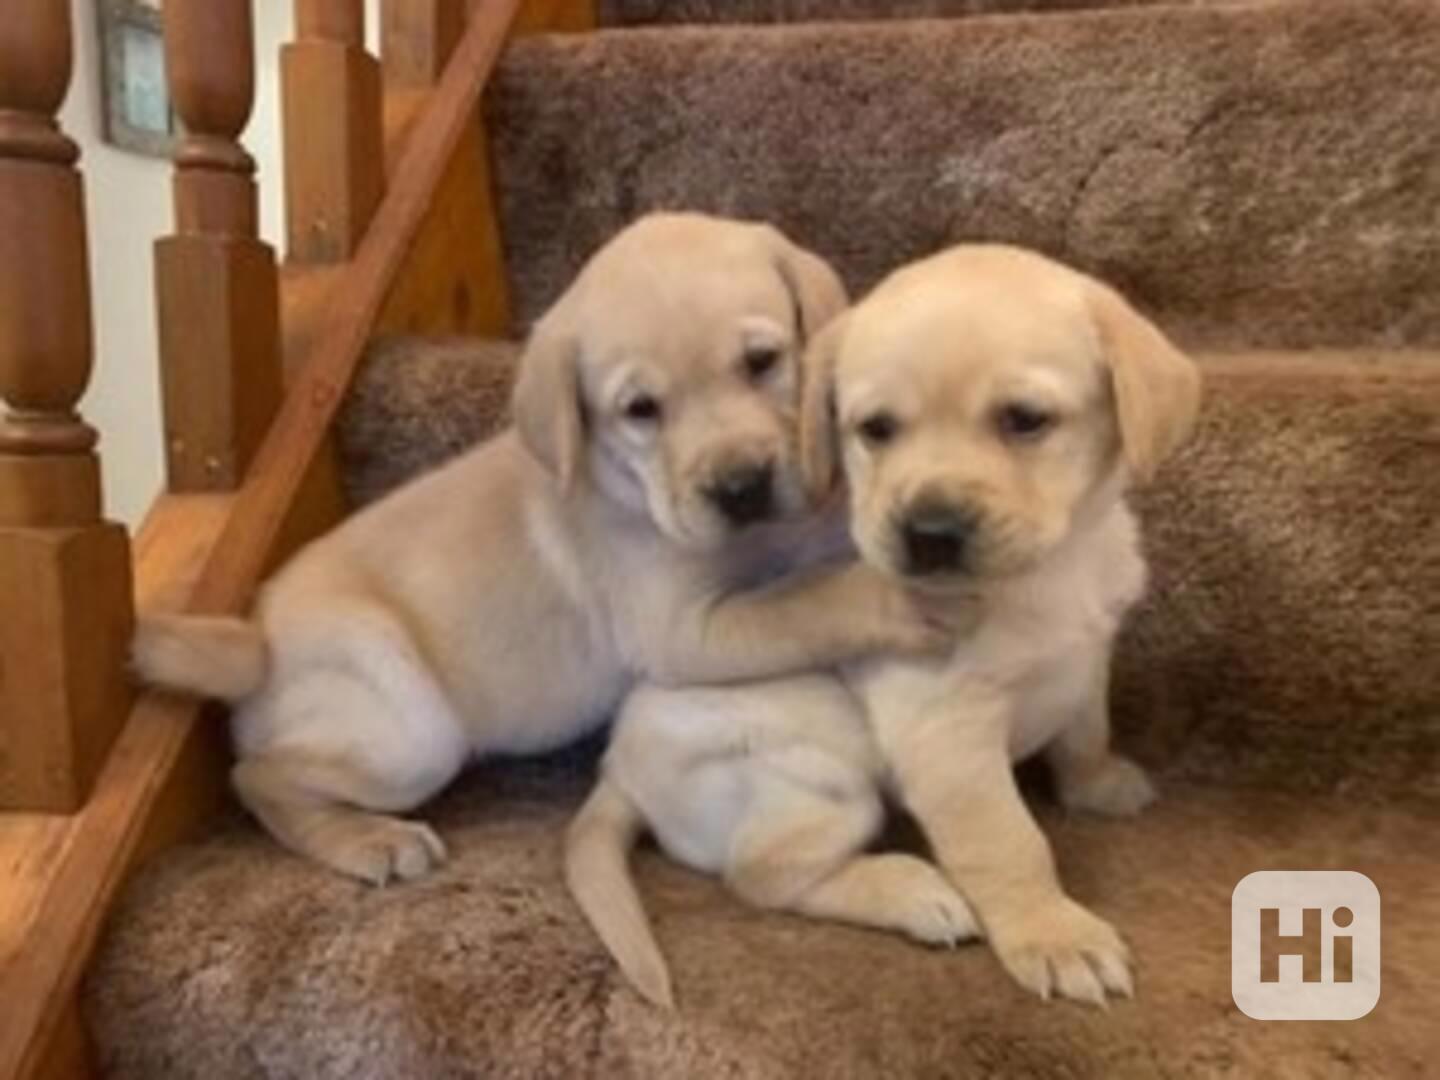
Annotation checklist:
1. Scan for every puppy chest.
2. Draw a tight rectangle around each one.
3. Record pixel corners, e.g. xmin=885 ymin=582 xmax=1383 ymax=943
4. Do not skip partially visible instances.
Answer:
xmin=1006 ymin=651 xmax=1100 ymax=760
xmin=848 ymin=633 xmax=1103 ymax=763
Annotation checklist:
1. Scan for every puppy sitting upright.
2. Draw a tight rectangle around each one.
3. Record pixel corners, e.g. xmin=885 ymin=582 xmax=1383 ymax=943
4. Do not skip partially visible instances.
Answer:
xmin=133 ymin=213 xmax=946 ymax=885
xmin=569 ymin=245 xmax=1199 ymax=1008
xmin=812 ymin=246 xmax=1199 ymax=1003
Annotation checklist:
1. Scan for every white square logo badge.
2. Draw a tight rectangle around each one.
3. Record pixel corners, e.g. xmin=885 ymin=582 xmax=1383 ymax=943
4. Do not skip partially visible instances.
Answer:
xmin=1231 ymin=870 xmax=1380 ymax=1020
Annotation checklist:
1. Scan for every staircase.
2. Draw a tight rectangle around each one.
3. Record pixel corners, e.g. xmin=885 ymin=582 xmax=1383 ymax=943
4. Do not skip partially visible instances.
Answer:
xmin=1 ymin=0 xmax=1436 ymax=1076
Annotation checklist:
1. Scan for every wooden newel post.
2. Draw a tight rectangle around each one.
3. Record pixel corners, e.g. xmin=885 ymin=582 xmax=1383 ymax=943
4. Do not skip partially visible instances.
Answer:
xmin=0 ymin=2 xmax=134 ymax=811
xmin=283 ymin=0 xmax=384 ymax=262
xmin=156 ymin=0 xmax=281 ymax=491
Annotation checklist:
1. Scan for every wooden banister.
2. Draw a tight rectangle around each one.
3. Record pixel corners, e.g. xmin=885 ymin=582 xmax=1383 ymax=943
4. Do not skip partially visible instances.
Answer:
xmin=284 ymin=0 xmax=385 ymax=263
xmin=155 ymin=0 xmax=282 ymax=492
xmin=3 ymin=0 xmax=598 ymax=1073
xmin=0 ymin=0 xmax=134 ymax=812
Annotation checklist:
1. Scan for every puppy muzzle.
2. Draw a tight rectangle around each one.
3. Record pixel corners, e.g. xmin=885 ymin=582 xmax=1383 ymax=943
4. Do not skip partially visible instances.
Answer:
xmin=704 ymin=461 xmax=777 ymax=529
xmin=898 ymin=500 xmax=978 ymax=577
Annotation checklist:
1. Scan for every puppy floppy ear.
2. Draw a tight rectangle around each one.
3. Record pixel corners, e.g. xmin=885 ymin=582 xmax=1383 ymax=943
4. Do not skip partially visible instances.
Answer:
xmin=761 ymin=225 xmax=850 ymax=345
xmin=512 ymin=324 xmax=584 ymax=491
xmin=1086 ymin=282 xmax=1201 ymax=482
xmin=799 ymin=312 xmax=851 ymax=504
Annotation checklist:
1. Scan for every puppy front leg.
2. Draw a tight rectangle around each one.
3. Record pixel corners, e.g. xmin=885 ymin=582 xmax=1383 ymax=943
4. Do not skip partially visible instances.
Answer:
xmin=876 ymin=696 xmax=1133 ymax=1005
xmin=1045 ymin=651 xmax=1157 ymax=818
xmin=648 ymin=561 xmax=949 ymax=686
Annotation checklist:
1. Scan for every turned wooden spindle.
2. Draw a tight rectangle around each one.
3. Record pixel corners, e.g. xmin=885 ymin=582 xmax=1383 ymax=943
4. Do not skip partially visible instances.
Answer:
xmin=284 ymin=0 xmax=384 ymax=262
xmin=298 ymin=0 xmax=366 ymax=46
xmin=0 ymin=1 xmax=134 ymax=811
xmin=383 ymin=0 xmax=467 ymax=88
xmin=156 ymin=0 xmax=281 ymax=491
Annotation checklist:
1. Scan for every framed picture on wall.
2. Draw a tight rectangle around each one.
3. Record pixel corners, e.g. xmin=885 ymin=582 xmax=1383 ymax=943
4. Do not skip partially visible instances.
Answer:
xmin=97 ymin=0 xmax=177 ymax=158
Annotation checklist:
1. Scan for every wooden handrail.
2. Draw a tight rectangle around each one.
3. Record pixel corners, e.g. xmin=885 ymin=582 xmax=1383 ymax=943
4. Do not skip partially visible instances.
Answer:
xmin=0 ymin=0 xmax=134 ymax=812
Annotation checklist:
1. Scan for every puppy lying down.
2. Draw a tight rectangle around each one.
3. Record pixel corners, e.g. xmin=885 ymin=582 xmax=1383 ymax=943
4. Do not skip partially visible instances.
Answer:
xmin=132 ymin=214 xmax=948 ymax=884
xmin=567 ymin=245 xmax=1201 ymax=1009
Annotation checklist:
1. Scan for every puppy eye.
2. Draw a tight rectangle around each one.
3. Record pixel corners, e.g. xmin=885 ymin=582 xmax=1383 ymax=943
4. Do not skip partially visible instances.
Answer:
xmin=996 ymin=403 xmax=1055 ymax=440
xmin=742 ymin=346 xmax=782 ymax=381
xmin=623 ymin=395 xmax=662 ymax=423
xmin=857 ymin=412 xmax=900 ymax=446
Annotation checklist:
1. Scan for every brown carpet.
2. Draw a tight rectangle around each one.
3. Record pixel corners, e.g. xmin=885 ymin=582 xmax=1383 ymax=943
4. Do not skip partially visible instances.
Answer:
xmin=488 ymin=0 xmax=1440 ymax=346
xmin=598 ymin=0 xmax=1242 ymax=26
xmin=84 ymin=762 xmax=1440 ymax=1078
xmin=1116 ymin=352 xmax=1440 ymax=800
xmin=85 ymin=342 xmax=1440 ymax=1073
xmin=333 ymin=338 xmax=1440 ymax=799
xmin=337 ymin=337 xmax=516 ymax=506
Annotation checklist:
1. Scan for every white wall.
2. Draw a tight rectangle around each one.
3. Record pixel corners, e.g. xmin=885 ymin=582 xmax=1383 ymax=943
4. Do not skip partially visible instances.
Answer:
xmin=62 ymin=0 xmax=172 ymax=527
xmin=253 ymin=2 xmax=291 ymax=252
xmin=60 ymin=0 xmax=377 ymax=526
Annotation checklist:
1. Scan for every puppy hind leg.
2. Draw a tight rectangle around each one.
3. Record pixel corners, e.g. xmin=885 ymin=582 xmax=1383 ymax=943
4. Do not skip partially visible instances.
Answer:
xmin=231 ymin=612 xmax=470 ymax=883
xmin=791 ymin=853 xmax=978 ymax=948
xmin=234 ymin=754 xmax=450 ymax=885
xmin=1045 ymin=655 xmax=1156 ymax=818
xmin=724 ymin=782 xmax=881 ymax=910
xmin=724 ymin=786 xmax=976 ymax=946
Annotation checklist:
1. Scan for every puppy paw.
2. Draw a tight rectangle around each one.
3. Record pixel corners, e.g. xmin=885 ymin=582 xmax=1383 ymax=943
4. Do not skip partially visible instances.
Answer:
xmin=841 ymin=564 xmax=960 ymax=656
xmin=1058 ymin=755 xmax=1157 ymax=818
xmin=988 ymin=896 xmax=1133 ymax=1006
xmin=321 ymin=817 xmax=448 ymax=885
xmin=876 ymin=855 xmax=981 ymax=947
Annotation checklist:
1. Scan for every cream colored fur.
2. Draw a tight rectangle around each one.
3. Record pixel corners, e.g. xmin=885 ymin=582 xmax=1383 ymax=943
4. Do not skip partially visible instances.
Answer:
xmin=568 ymin=245 xmax=1200 ymax=1009
xmin=133 ymin=213 xmax=950 ymax=885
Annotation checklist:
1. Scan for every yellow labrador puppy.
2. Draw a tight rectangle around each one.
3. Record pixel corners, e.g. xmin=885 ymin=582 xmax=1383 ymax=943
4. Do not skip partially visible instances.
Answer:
xmin=133 ymin=213 xmax=948 ymax=885
xmin=568 ymin=245 xmax=1199 ymax=1008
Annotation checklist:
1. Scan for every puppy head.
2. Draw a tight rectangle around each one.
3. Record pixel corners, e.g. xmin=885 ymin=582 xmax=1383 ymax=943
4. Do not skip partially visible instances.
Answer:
xmin=801 ymin=245 xmax=1199 ymax=587
xmin=513 ymin=212 xmax=847 ymax=549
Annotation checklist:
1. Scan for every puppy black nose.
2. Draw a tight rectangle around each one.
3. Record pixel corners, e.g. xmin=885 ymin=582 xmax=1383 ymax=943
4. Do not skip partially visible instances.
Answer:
xmin=901 ymin=503 xmax=975 ymax=575
xmin=707 ymin=463 xmax=775 ymax=527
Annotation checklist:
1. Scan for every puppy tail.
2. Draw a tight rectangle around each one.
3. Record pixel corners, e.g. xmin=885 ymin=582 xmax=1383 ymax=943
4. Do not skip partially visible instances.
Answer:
xmin=132 ymin=613 xmax=270 ymax=703
xmin=565 ymin=776 xmax=675 ymax=1010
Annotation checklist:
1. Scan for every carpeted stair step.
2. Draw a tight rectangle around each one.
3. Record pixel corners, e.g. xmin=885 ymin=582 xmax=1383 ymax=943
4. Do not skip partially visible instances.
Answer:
xmin=1116 ymin=351 xmax=1439 ymax=800
xmin=486 ymin=0 xmax=1440 ymax=347
xmin=338 ymin=337 xmax=517 ymax=506
xmin=597 ymin=0 xmax=1241 ymax=27
xmin=85 ymin=764 xmax=1438 ymax=1077
xmin=335 ymin=338 xmax=1440 ymax=800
